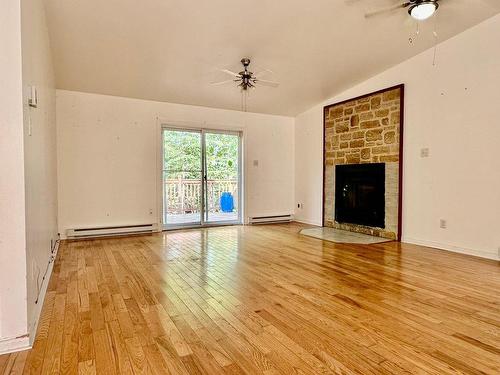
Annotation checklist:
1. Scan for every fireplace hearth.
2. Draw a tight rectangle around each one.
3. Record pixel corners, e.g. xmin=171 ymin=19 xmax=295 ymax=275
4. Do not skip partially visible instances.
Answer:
xmin=335 ymin=163 xmax=385 ymax=228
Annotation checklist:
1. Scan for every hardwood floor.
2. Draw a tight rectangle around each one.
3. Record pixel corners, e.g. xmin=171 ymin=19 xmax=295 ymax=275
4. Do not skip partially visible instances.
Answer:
xmin=1 ymin=223 xmax=499 ymax=374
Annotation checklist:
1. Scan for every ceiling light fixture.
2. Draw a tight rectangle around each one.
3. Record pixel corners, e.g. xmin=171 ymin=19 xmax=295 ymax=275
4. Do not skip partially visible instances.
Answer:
xmin=408 ymin=1 xmax=439 ymax=21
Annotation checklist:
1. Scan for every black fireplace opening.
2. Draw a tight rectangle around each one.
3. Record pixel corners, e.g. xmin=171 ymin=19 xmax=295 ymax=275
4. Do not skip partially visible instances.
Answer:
xmin=335 ymin=163 xmax=385 ymax=228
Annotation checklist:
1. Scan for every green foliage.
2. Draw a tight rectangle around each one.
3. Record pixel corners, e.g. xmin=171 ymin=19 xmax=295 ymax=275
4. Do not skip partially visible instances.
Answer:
xmin=164 ymin=131 xmax=238 ymax=180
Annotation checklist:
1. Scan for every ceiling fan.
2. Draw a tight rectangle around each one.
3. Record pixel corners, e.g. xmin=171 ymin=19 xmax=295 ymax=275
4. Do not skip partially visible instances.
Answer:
xmin=212 ymin=58 xmax=279 ymax=91
xmin=365 ymin=0 xmax=440 ymax=20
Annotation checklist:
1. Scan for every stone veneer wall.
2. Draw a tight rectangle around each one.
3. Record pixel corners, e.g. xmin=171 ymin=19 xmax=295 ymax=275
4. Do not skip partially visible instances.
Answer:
xmin=323 ymin=86 xmax=402 ymax=239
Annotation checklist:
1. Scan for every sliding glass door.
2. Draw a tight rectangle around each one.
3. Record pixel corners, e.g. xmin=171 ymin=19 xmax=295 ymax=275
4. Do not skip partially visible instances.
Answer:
xmin=204 ymin=131 xmax=240 ymax=223
xmin=162 ymin=129 xmax=203 ymax=226
xmin=162 ymin=127 xmax=241 ymax=229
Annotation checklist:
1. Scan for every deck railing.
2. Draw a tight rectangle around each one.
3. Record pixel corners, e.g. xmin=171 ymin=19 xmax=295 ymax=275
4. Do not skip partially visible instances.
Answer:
xmin=165 ymin=178 xmax=238 ymax=214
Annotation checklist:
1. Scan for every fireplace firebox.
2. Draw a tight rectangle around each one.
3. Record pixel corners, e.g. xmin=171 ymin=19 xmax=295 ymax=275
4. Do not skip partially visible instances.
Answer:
xmin=335 ymin=163 xmax=385 ymax=228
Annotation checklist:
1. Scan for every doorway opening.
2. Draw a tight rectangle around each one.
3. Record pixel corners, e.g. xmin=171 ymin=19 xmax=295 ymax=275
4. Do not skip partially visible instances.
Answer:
xmin=162 ymin=127 xmax=242 ymax=229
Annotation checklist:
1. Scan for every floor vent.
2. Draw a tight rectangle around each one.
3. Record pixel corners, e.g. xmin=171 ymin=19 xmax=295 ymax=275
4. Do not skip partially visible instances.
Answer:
xmin=248 ymin=214 xmax=292 ymax=225
xmin=66 ymin=223 xmax=159 ymax=239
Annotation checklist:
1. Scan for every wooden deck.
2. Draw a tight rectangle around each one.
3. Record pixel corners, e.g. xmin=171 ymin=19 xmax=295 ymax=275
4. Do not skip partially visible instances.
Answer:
xmin=166 ymin=211 xmax=239 ymax=225
xmin=1 ymin=223 xmax=499 ymax=374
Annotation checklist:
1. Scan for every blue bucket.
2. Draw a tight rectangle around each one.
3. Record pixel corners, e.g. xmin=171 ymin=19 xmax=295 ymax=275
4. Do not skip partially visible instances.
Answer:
xmin=220 ymin=192 xmax=234 ymax=212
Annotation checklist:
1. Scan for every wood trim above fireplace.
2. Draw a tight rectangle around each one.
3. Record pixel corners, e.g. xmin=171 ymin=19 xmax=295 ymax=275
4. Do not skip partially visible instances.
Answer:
xmin=322 ymin=84 xmax=404 ymax=241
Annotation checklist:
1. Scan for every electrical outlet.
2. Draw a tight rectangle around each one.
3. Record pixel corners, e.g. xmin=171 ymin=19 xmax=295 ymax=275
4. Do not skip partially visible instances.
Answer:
xmin=420 ymin=148 xmax=430 ymax=158
xmin=149 ymin=209 xmax=153 ymax=215
xmin=439 ymin=219 xmax=447 ymax=229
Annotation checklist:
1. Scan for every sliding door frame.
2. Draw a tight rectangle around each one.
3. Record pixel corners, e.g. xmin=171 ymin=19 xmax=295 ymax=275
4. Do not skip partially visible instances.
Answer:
xmin=161 ymin=127 xmax=203 ymax=229
xmin=159 ymin=123 xmax=243 ymax=230
xmin=203 ymin=128 xmax=243 ymax=225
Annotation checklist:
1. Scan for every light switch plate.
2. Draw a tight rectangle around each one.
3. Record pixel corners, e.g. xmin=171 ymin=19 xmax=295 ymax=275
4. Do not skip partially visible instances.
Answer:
xmin=420 ymin=148 xmax=430 ymax=158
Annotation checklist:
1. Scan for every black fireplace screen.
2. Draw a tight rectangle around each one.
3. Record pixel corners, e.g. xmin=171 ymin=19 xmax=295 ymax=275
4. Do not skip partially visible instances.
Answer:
xmin=335 ymin=163 xmax=385 ymax=228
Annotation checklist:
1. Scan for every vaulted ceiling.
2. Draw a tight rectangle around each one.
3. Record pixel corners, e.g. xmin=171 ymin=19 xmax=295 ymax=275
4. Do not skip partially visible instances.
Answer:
xmin=44 ymin=0 xmax=500 ymax=116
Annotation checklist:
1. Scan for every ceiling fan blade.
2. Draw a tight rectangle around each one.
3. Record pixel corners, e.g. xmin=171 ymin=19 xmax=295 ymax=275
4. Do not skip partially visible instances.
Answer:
xmin=255 ymin=79 xmax=279 ymax=88
xmin=220 ymin=69 xmax=241 ymax=77
xmin=479 ymin=0 xmax=500 ymax=8
xmin=210 ymin=79 xmax=237 ymax=86
xmin=365 ymin=2 xmax=411 ymax=18
xmin=253 ymin=68 xmax=274 ymax=79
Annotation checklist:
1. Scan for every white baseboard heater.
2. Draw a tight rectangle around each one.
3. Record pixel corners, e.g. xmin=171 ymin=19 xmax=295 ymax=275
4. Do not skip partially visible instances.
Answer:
xmin=66 ymin=223 xmax=159 ymax=239
xmin=248 ymin=214 xmax=293 ymax=225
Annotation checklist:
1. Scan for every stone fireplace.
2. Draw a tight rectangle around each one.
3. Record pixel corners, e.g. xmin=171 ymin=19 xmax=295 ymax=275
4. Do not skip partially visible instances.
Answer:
xmin=323 ymin=85 xmax=403 ymax=240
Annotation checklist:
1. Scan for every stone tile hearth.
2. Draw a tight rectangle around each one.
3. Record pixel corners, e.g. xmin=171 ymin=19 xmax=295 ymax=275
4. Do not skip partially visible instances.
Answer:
xmin=300 ymin=227 xmax=392 ymax=244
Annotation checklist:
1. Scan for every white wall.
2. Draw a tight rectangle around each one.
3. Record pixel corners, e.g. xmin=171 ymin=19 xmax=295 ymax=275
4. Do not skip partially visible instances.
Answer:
xmin=56 ymin=90 xmax=295 ymax=235
xmin=295 ymin=107 xmax=323 ymax=226
xmin=21 ymin=0 xmax=58 ymax=340
xmin=0 ymin=0 xmax=28 ymax=347
xmin=295 ymin=14 xmax=500 ymax=260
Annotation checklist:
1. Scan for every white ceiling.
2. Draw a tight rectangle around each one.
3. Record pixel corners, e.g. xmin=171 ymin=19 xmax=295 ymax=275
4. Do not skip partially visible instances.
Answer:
xmin=44 ymin=0 xmax=500 ymax=116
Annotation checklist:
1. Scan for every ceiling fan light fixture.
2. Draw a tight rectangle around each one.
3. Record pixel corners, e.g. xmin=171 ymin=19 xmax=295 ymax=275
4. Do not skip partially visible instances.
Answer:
xmin=408 ymin=1 xmax=438 ymax=21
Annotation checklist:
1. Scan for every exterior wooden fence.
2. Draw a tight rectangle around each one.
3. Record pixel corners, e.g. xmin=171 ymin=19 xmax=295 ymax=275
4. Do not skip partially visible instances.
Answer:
xmin=165 ymin=178 xmax=238 ymax=214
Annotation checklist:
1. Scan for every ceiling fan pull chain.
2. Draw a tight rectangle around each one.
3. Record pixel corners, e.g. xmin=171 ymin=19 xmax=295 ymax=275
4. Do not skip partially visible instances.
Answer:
xmin=241 ymin=90 xmax=248 ymax=112
xmin=432 ymin=12 xmax=439 ymax=66
xmin=409 ymin=20 xmax=419 ymax=45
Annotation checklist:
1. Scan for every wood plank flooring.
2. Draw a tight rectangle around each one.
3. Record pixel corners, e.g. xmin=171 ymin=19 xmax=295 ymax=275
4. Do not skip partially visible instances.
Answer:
xmin=1 ymin=223 xmax=499 ymax=374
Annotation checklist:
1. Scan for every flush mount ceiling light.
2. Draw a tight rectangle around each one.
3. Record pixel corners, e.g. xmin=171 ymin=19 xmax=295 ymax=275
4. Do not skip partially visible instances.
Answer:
xmin=408 ymin=1 xmax=439 ymax=21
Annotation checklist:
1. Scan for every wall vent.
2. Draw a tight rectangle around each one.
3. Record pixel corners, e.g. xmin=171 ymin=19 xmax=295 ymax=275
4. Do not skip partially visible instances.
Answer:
xmin=66 ymin=223 xmax=159 ymax=239
xmin=248 ymin=214 xmax=292 ymax=225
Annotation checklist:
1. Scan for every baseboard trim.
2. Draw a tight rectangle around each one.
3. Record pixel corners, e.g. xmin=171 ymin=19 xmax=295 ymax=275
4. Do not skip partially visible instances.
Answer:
xmin=28 ymin=240 xmax=61 ymax=346
xmin=0 ymin=336 xmax=31 ymax=355
xmin=402 ymin=237 xmax=499 ymax=261
xmin=293 ymin=219 xmax=322 ymax=226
